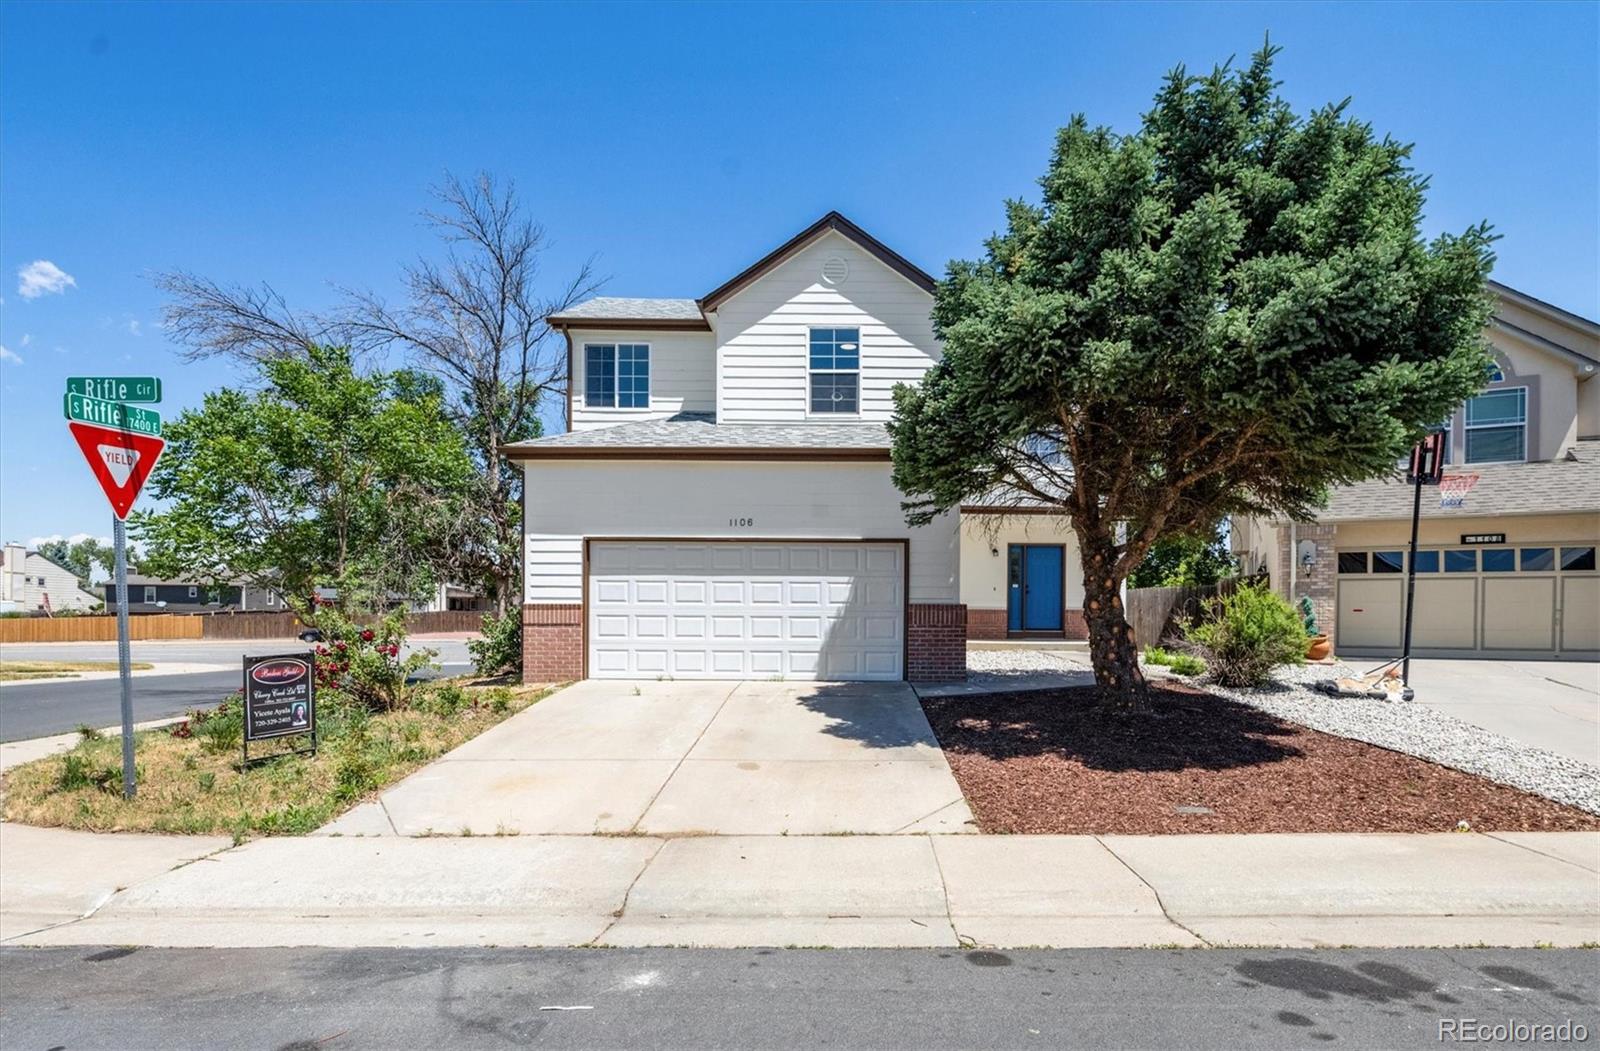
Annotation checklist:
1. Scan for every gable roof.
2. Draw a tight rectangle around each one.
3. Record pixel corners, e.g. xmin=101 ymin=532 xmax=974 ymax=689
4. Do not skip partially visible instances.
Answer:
xmin=545 ymin=212 xmax=937 ymax=329
xmin=1317 ymin=439 xmax=1599 ymax=522
xmin=698 ymin=210 xmax=937 ymax=312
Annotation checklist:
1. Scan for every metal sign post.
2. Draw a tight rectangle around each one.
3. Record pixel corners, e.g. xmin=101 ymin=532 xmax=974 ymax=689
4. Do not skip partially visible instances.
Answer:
xmin=65 ymin=374 xmax=163 ymax=800
xmin=113 ymin=516 xmax=136 ymax=799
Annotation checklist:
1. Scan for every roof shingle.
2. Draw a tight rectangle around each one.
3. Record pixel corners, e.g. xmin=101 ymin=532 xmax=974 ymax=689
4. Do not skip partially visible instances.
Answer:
xmin=1318 ymin=439 xmax=1600 ymax=522
xmin=547 ymin=297 xmax=705 ymax=324
xmin=503 ymin=412 xmax=891 ymax=457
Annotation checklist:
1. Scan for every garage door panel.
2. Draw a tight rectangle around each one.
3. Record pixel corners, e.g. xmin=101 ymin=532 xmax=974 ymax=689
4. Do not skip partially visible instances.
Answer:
xmin=587 ymin=541 xmax=904 ymax=681
xmin=1561 ymin=577 xmax=1599 ymax=652
xmin=1483 ymin=577 xmax=1556 ymax=651
xmin=1412 ymin=578 xmax=1477 ymax=649
xmin=1337 ymin=579 xmax=1403 ymax=651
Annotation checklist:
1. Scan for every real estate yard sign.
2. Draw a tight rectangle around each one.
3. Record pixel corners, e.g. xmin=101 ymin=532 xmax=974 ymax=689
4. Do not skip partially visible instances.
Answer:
xmin=242 ymin=653 xmax=317 ymax=763
xmin=64 ymin=375 xmax=165 ymax=799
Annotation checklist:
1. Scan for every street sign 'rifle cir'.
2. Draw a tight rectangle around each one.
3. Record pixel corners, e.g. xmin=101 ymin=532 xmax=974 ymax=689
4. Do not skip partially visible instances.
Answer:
xmin=64 ymin=375 xmax=165 ymax=799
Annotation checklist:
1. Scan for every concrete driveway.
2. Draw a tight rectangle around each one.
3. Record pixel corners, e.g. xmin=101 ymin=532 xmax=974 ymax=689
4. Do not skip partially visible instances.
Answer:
xmin=322 ymin=680 xmax=975 ymax=837
xmin=1406 ymin=659 xmax=1599 ymax=766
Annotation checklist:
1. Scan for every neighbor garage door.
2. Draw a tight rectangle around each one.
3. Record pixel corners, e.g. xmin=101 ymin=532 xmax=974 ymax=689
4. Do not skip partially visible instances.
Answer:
xmin=1335 ymin=542 xmax=1598 ymax=657
xmin=587 ymin=541 xmax=904 ymax=680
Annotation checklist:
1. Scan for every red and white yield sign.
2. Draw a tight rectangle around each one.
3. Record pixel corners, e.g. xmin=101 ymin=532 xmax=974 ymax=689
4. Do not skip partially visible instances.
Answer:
xmin=68 ymin=422 xmax=165 ymax=519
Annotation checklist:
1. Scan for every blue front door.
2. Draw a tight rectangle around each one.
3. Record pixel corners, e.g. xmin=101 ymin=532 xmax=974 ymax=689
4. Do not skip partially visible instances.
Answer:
xmin=1007 ymin=544 xmax=1064 ymax=633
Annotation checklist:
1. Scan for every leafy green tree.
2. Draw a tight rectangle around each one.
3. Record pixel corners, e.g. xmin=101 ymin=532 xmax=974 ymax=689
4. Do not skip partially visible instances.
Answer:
xmin=1128 ymin=525 xmax=1237 ymax=589
xmin=132 ymin=345 xmax=480 ymax=607
xmin=889 ymin=45 xmax=1496 ymax=709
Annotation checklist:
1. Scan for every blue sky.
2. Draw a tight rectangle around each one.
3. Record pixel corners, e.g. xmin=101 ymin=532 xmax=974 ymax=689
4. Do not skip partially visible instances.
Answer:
xmin=2 ymin=1 xmax=1596 ymax=546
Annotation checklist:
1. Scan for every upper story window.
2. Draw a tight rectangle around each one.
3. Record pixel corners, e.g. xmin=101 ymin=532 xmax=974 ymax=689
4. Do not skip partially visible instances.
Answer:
xmin=1021 ymin=433 xmax=1065 ymax=464
xmin=584 ymin=344 xmax=650 ymax=408
xmin=809 ymin=327 xmax=859 ymax=414
xmin=1464 ymin=387 xmax=1527 ymax=464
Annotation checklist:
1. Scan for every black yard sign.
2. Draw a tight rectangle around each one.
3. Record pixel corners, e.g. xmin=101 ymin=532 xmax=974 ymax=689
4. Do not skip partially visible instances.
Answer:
xmin=242 ymin=652 xmax=317 ymax=762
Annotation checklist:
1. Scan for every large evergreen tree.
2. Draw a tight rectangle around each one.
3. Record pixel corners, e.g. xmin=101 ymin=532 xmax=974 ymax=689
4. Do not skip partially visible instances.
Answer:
xmin=889 ymin=45 xmax=1496 ymax=708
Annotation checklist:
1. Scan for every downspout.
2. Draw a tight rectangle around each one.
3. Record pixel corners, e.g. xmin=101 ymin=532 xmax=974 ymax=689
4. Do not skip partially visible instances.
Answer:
xmin=1287 ymin=521 xmax=1297 ymax=601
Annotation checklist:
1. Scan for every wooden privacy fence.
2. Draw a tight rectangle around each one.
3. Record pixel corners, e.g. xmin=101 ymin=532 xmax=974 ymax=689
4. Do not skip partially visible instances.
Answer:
xmin=1125 ymin=578 xmax=1245 ymax=649
xmin=0 ymin=609 xmax=488 ymax=644
xmin=0 ymin=613 xmax=204 ymax=644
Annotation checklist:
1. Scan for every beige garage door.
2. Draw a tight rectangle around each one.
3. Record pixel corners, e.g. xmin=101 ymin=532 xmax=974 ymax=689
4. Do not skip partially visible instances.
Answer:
xmin=1336 ymin=578 xmax=1404 ymax=651
xmin=1335 ymin=542 xmax=1596 ymax=658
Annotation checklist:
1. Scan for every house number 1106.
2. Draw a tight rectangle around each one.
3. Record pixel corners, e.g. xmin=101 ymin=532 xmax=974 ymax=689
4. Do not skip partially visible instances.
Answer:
xmin=729 ymin=517 xmax=754 ymax=527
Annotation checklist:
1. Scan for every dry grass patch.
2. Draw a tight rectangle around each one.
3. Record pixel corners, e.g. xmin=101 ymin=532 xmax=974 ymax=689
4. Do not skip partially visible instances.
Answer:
xmin=0 ymin=660 xmax=155 ymax=681
xmin=2 ymin=680 xmax=559 ymax=839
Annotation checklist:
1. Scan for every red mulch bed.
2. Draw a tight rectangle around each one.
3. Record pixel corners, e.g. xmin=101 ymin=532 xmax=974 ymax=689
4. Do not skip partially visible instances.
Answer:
xmin=920 ymin=683 xmax=1600 ymax=835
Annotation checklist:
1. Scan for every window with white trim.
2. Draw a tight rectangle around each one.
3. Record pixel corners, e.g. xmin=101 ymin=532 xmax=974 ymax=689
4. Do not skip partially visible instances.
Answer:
xmin=809 ymin=327 xmax=859 ymax=414
xmin=583 ymin=344 xmax=650 ymax=408
xmin=1464 ymin=387 xmax=1526 ymax=463
xmin=188 ymin=586 xmax=198 ymax=598
xmin=143 ymin=586 xmax=156 ymax=603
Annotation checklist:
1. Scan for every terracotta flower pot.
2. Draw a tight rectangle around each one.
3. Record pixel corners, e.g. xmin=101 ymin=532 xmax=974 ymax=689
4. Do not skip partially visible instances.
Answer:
xmin=1306 ymin=634 xmax=1331 ymax=661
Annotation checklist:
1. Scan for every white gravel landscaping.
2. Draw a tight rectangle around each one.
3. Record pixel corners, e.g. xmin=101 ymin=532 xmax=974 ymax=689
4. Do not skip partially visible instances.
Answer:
xmin=961 ymin=647 xmax=1600 ymax=816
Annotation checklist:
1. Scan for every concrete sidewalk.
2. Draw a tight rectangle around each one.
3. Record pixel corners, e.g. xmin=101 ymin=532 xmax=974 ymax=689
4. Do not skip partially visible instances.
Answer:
xmin=4 ymin=824 xmax=1594 ymax=949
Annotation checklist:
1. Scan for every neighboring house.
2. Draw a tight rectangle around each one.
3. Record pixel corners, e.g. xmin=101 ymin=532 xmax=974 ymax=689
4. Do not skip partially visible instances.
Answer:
xmin=1234 ymin=281 xmax=1599 ymax=660
xmin=102 ymin=574 xmax=286 ymax=614
xmin=411 ymin=583 xmax=491 ymax=613
xmin=0 ymin=543 xmax=101 ymax=613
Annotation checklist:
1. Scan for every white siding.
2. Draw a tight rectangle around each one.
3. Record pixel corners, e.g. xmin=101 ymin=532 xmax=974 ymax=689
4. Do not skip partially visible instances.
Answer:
xmin=713 ymin=230 xmax=940 ymax=423
xmin=522 ymin=459 xmax=958 ymax=605
xmin=569 ymin=328 xmax=715 ymax=432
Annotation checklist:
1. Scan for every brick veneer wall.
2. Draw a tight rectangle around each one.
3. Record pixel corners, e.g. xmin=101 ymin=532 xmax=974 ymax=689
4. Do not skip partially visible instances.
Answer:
xmin=966 ymin=607 xmax=1089 ymax=641
xmin=967 ymin=607 xmax=1008 ymax=640
xmin=522 ymin=603 xmax=583 ymax=684
xmin=1275 ymin=522 xmax=1337 ymax=646
xmin=908 ymin=603 xmax=967 ymax=682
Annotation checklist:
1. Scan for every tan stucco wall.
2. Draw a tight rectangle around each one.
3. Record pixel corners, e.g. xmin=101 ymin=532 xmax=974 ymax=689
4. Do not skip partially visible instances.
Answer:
xmin=1476 ymin=326 xmax=1577 ymax=462
xmin=959 ymin=514 xmax=1084 ymax=612
xmin=1334 ymin=512 xmax=1599 ymax=549
xmin=1579 ymin=374 xmax=1599 ymax=439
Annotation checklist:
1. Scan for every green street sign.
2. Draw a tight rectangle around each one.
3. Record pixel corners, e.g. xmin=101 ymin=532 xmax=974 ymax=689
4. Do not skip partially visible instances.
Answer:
xmin=63 ymin=392 xmax=163 ymax=437
xmin=67 ymin=376 xmax=162 ymax=403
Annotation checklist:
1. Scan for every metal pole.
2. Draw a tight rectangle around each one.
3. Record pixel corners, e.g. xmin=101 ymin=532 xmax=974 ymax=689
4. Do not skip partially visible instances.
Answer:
xmin=113 ymin=515 xmax=136 ymax=799
xmin=1399 ymin=471 xmax=1423 ymax=689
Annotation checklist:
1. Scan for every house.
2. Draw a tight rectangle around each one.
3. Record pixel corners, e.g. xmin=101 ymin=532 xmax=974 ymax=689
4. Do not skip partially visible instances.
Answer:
xmin=411 ymin=583 xmax=491 ymax=614
xmin=1233 ymin=281 xmax=1599 ymax=660
xmin=102 ymin=574 xmax=285 ymax=614
xmin=509 ymin=212 xmax=1093 ymax=684
xmin=0 ymin=543 xmax=101 ymax=613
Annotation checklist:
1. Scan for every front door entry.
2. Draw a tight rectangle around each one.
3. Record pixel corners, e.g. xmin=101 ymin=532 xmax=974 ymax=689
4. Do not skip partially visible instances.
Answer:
xmin=1007 ymin=544 xmax=1064 ymax=633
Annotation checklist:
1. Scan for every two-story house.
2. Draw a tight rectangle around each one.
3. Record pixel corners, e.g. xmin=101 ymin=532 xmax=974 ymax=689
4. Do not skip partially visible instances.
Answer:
xmin=1233 ymin=282 xmax=1599 ymax=661
xmin=509 ymin=212 xmax=1088 ymax=684
xmin=0 ymin=543 xmax=100 ymax=613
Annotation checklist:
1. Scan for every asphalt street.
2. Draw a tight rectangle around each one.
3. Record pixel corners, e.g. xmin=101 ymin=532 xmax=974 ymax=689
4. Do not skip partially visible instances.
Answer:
xmin=0 ymin=658 xmax=473 ymax=742
xmin=0 ymin=946 xmax=1594 ymax=1049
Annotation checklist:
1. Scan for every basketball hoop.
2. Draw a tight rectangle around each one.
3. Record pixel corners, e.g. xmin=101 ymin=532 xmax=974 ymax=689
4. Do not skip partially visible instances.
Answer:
xmin=1438 ymin=472 xmax=1480 ymax=509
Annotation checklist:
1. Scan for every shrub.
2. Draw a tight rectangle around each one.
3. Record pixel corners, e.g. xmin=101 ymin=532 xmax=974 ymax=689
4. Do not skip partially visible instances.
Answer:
xmin=1298 ymin=595 xmax=1320 ymax=637
xmin=195 ymin=702 xmax=244 ymax=755
xmin=1165 ymin=653 xmax=1208 ymax=677
xmin=57 ymin=753 xmax=120 ymax=794
xmin=300 ymin=604 xmax=437 ymax=712
xmin=1184 ymin=582 xmax=1307 ymax=687
xmin=417 ymin=682 xmax=468 ymax=718
xmin=468 ymin=611 xmax=522 ymax=678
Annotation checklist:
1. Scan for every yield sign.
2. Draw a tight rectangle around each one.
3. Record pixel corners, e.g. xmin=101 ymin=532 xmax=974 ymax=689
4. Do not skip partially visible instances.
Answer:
xmin=69 ymin=422 xmax=166 ymax=519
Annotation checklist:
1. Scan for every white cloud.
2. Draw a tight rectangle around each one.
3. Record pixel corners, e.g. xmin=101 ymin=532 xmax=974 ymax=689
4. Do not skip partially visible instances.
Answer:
xmin=19 ymin=333 xmax=31 ymax=346
xmin=25 ymin=532 xmax=112 ymax=548
xmin=125 ymin=319 xmax=142 ymax=336
xmin=0 ymin=344 xmax=19 ymax=365
xmin=17 ymin=259 xmax=76 ymax=299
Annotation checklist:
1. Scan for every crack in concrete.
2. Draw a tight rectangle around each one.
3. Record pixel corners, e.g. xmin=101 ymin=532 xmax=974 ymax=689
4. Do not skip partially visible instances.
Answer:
xmin=626 ymin=682 xmax=743 ymax=835
xmin=1480 ymin=831 xmax=1598 ymax=874
xmin=1092 ymin=836 xmax=1212 ymax=947
xmin=586 ymin=837 xmax=667 ymax=947
xmin=926 ymin=837 xmax=973 ymax=948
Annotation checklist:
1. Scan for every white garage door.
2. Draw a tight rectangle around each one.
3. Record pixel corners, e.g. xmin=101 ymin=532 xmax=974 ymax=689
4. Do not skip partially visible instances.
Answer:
xmin=587 ymin=541 xmax=904 ymax=681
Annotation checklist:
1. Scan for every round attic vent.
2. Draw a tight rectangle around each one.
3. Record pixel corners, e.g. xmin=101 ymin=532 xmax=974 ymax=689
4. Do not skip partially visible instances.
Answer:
xmin=821 ymin=256 xmax=849 ymax=285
